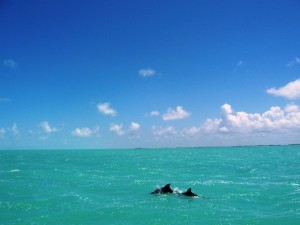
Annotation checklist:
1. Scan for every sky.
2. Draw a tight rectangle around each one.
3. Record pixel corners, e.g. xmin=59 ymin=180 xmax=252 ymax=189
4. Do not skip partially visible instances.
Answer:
xmin=1 ymin=0 xmax=300 ymax=149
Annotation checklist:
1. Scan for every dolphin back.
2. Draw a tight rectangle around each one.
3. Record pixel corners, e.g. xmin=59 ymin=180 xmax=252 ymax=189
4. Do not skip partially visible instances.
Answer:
xmin=151 ymin=184 xmax=173 ymax=194
xmin=182 ymin=188 xmax=199 ymax=197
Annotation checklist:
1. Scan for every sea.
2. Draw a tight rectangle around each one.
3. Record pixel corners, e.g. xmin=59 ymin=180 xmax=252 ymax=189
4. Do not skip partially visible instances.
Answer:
xmin=1 ymin=145 xmax=300 ymax=225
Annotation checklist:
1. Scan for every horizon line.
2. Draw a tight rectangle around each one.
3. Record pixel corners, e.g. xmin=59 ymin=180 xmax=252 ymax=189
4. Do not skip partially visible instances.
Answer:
xmin=0 ymin=143 xmax=299 ymax=151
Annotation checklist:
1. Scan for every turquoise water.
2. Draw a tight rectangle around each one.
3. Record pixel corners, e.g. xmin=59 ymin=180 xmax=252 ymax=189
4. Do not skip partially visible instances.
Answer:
xmin=1 ymin=146 xmax=300 ymax=224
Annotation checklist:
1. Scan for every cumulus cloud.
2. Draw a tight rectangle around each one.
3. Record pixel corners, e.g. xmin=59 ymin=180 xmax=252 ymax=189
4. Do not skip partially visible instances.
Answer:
xmin=110 ymin=123 xmax=125 ymax=136
xmin=152 ymin=126 xmax=177 ymax=136
xmin=72 ymin=126 xmax=99 ymax=137
xmin=219 ymin=126 xmax=230 ymax=133
xmin=181 ymin=126 xmax=201 ymax=136
xmin=221 ymin=103 xmax=233 ymax=114
xmin=204 ymin=103 xmax=300 ymax=133
xmin=0 ymin=124 xmax=19 ymax=137
xmin=109 ymin=122 xmax=141 ymax=136
xmin=149 ymin=111 xmax=160 ymax=117
xmin=162 ymin=106 xmax=190 ymax=121
xmin=3 ymin=59 xmax=17 ymax=68
xmin=11 ymin=123 xmax=19 ymax=135
xmin=147 ymin=103 xmax=300 ymax=143
xmin=97 ymin=102 xmax=117 ymax=116
xmin=285 ymin=104 xmax=299 ymax=113
xmin=192 ymin=103 xmax=300 ymax=141
xmin=286 ymin=57 xmax=300 ymax=67
xmin=201 ymin=118 xmax=222 ymax=133
xmin=139 ymin=68 xmax=156 ymax=77
xmin=267 ymin=79 xmax=300 ymax=99
xmin=40 ymin=121 xmax=58 ymax=133
xmin=129 ymin=122 xmax=140 ymax=131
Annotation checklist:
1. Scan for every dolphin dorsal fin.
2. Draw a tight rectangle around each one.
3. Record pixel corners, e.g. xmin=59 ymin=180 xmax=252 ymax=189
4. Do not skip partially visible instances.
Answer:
xmin=162 ymin=183 xmax=173 ymax=193
xmin=187 ymin=188 xmax=192 ymax=193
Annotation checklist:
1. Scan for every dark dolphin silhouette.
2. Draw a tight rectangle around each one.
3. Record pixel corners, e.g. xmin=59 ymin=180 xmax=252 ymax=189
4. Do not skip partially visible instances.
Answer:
xmin=182 ymin=188 xmax=199 ymax=197
xmin=151 ymin=183 xmax=173 ymax=194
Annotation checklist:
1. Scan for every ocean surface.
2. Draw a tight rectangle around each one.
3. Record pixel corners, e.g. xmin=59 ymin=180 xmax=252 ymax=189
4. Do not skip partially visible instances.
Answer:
xmin=1 ymin=146 xmax=300 ymax=225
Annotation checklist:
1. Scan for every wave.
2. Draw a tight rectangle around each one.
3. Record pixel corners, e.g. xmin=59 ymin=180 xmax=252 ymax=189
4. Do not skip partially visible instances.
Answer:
xmin=9 ymin=169 xmax=20 ymax=173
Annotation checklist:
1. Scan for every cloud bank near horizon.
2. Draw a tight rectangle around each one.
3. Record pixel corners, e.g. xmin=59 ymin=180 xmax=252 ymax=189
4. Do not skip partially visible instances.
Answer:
xmin=1 ymin=78 xmax=300 ymax=147
xmin=1 ymin=101 xmax=300 ymax=147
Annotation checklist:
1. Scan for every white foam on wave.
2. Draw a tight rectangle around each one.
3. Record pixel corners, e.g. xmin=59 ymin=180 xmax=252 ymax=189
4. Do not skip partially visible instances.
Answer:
xmin=134 ymin=179 xmax=145 ymax=184
xmin=187 ymin=179 xmax=257 ymax=186
xmin=173 ymin=187 xmax=183 ymax=194
xmin=9 ymin=169 xmax=20 ymax=173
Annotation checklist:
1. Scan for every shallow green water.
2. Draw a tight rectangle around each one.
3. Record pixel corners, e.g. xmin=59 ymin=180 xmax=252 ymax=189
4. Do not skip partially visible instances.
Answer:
xmin=1 ymin=146 xmax=300 ymax=224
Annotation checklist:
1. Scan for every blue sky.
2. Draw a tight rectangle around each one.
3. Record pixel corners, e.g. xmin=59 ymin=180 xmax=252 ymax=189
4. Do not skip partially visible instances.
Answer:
xmin=1 ymin=0 xmax=300 ymax=149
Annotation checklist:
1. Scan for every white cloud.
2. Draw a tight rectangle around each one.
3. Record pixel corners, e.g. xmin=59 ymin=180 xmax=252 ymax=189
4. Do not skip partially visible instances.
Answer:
xmin=3 ymin=59 xmax=17 ymax=68
xmin=206 ymin=103 xmax=300 ymax=133
xmin=72 ymin=126 xmax=99 ymax=137
xmin=97 ymin=102 xmax=117 ymax=116
xmin=219 ymin=127 xmax=229 ymax=133
xmin=0 ymin=123 xmax=18 ymax=137
xmin=152 ymin=126 xmax=177 ymax=136
xmin=110 ymin=123 xmax=125 ymax=136
xmin=129 ymin=122 xmax=140 ymax=131
xmin=267 ymin=79 xmax=300 ymax=99
xmin=182 ymin=103 xmax=300 ymax=144
xmin=40 ymin=121 xmax=58 ymax=133
xmin=201 ymin=118 xmax=222 ymax=133
xmin=109 ymin=122 xmax=141 ymax=136
xmin=221 ymin=103 xmax=233 ymax=114
xmin=181 ymin=126 xmax=201 ymax=136
xmin=285 ymin=103 xmax=299 ymax=113
xmin=139 ymin=68 xmax=156 ymax=77
xmin=11 ymin=123 xmax=19 ymax=135
xmin=149 ymin=111 xmax=160 ymax=117
xmin=162 ymin=106 xmax=190 ymax=121
xmin=286 ymin=57 xmax=300 ymax=67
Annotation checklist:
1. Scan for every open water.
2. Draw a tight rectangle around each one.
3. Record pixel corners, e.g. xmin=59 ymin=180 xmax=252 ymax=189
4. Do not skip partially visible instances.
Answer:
xmin=1 ymin=146 xmax=300 ymax=224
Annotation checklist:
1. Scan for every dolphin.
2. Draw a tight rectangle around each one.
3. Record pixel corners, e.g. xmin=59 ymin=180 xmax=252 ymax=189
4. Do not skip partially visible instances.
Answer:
xmin=151 ymin=183 xmax=173 ymax=194
xmin=182 ymin=188 xmax=199 ymax=197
